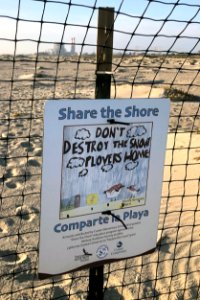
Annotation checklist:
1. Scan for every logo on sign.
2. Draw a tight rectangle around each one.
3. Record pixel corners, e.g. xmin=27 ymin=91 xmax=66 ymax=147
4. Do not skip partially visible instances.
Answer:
xmin=116 ymin=241 xmax=123 ymax=249
xmin=96 ymin=245 xmax=109 ymax=259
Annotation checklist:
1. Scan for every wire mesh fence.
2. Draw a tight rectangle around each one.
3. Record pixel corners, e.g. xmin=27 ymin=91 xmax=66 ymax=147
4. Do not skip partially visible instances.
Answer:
xmin=0 ymin=0 xmax=200 ymax=299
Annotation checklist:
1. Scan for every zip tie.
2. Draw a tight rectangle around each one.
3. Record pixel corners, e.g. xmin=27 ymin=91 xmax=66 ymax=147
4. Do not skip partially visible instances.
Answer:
xmin=107 ymin=119 xmax=130 ymax=126
xmin=102 ymin=210 xmax=127 ymax=229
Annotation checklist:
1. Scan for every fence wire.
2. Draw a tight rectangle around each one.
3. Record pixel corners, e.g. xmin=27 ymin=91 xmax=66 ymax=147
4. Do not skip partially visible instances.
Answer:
xmin=0 ymin=0 xmax=200 ymax=299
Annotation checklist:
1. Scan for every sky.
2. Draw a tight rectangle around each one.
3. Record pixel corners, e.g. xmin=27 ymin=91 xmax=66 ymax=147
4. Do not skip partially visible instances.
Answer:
xmin=1 ymin=0 xmax=200 ymax=55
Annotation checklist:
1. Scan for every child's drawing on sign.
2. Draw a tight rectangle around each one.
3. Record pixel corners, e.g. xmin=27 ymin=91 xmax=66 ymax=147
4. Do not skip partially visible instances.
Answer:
xmin=75 ymin=128 xmax=91 ymax=140
xmin=125 ymin=161 xmax=139 ymax=171
xmin=101 ymin=163 xmax=113 ymax=172
xmin=127 ymin=185 xmax=140 ymax=199
xmin=60 ymin=122 xmax=152 ymax=218
xmin=127 ymin=125 xmax=147 ymax=137
xmin=67 ymin=157 xmax=85 ymax=169
xmin=104 ymin=183 xmax=124 ymax=201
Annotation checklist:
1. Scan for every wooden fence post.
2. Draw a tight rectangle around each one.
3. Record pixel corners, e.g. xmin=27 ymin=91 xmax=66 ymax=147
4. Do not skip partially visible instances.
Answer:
xmin=95 ymin=7 xmax=114 ymax=99
xmin=88 ymin=7 xmax=114 ymax=300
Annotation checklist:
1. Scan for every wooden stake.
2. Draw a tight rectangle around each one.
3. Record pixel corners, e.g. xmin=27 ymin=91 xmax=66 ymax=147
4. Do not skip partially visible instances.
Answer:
xmin=95 ymin=7 xmax=114 ymax=99
xmin=88 ymin=7 xmax=114 ymax=300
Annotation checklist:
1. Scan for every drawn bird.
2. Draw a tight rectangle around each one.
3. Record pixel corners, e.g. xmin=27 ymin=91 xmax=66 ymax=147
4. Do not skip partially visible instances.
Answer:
xmin=104 ymin=183 xmax=124 ymax=201
xmin=127 ymin=185 xmax=140 ymax=198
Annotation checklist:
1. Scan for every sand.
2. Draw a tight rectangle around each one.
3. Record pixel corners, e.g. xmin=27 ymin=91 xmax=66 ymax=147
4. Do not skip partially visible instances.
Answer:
xmin=0 ymin=55 xmax=200 ymax=299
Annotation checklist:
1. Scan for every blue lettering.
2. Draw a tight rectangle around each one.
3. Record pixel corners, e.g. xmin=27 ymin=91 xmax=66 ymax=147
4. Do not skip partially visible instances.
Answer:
xmin=58 ymin=107 xmax=98 ymax=120
xmin=58 ymin=108 xmax=66 ymax=120
xmin=124 ymin=106 xmax=132 ymax=118
xmin=123 ymin=211 xmax=129 ymax=221
xmin=80 ymin=221 xmax=86 ymax=231
xmin=61 ymin=224 xmax=68 ymax=232
xmin=69 ymin=222 xmax=79 ymax=230
xmin=54 ymin=223 xmax=61 ymax=233
xmin=124 ymin=106 xmax=159 ymax=118
xmin=123 ymin=209 xmax=149 ymax=221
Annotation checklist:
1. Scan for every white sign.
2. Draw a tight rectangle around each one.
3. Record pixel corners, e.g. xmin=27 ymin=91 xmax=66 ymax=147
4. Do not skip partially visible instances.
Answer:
xmin=39 ymin=99 xmax=170 ymax=276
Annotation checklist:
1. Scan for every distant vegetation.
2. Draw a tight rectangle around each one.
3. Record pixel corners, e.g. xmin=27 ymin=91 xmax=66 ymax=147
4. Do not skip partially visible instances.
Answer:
xmin=164 ymin=88 xmax=200 ymax=102
xmin=1 ymin=52 xmax=200 ymax=61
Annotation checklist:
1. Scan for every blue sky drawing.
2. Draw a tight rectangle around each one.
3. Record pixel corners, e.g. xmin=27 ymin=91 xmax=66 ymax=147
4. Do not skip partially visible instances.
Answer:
xmin=61 ymin=122 xmax=152 ymax=213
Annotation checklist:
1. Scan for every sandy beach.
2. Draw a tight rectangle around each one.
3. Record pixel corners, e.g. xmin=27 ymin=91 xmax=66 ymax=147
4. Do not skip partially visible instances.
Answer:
xmin=0 ymin=54 xmax=200 ymax=299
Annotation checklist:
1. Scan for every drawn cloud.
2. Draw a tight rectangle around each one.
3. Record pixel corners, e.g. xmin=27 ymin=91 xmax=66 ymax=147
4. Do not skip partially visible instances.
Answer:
xmin=101 ymin=164 xmax=113 ymax=172
xmin=67 ymin=157 xmax=85 ymax=169
xmin=126 ymin=125 xmax=147 ymax=138
xmin=79 ymin=169 xmax=88 ymax=177
xmin=125 ymin=161 xmax=139 ymax=171
xmin=75 ymin=128 xmax=91 ymax=140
